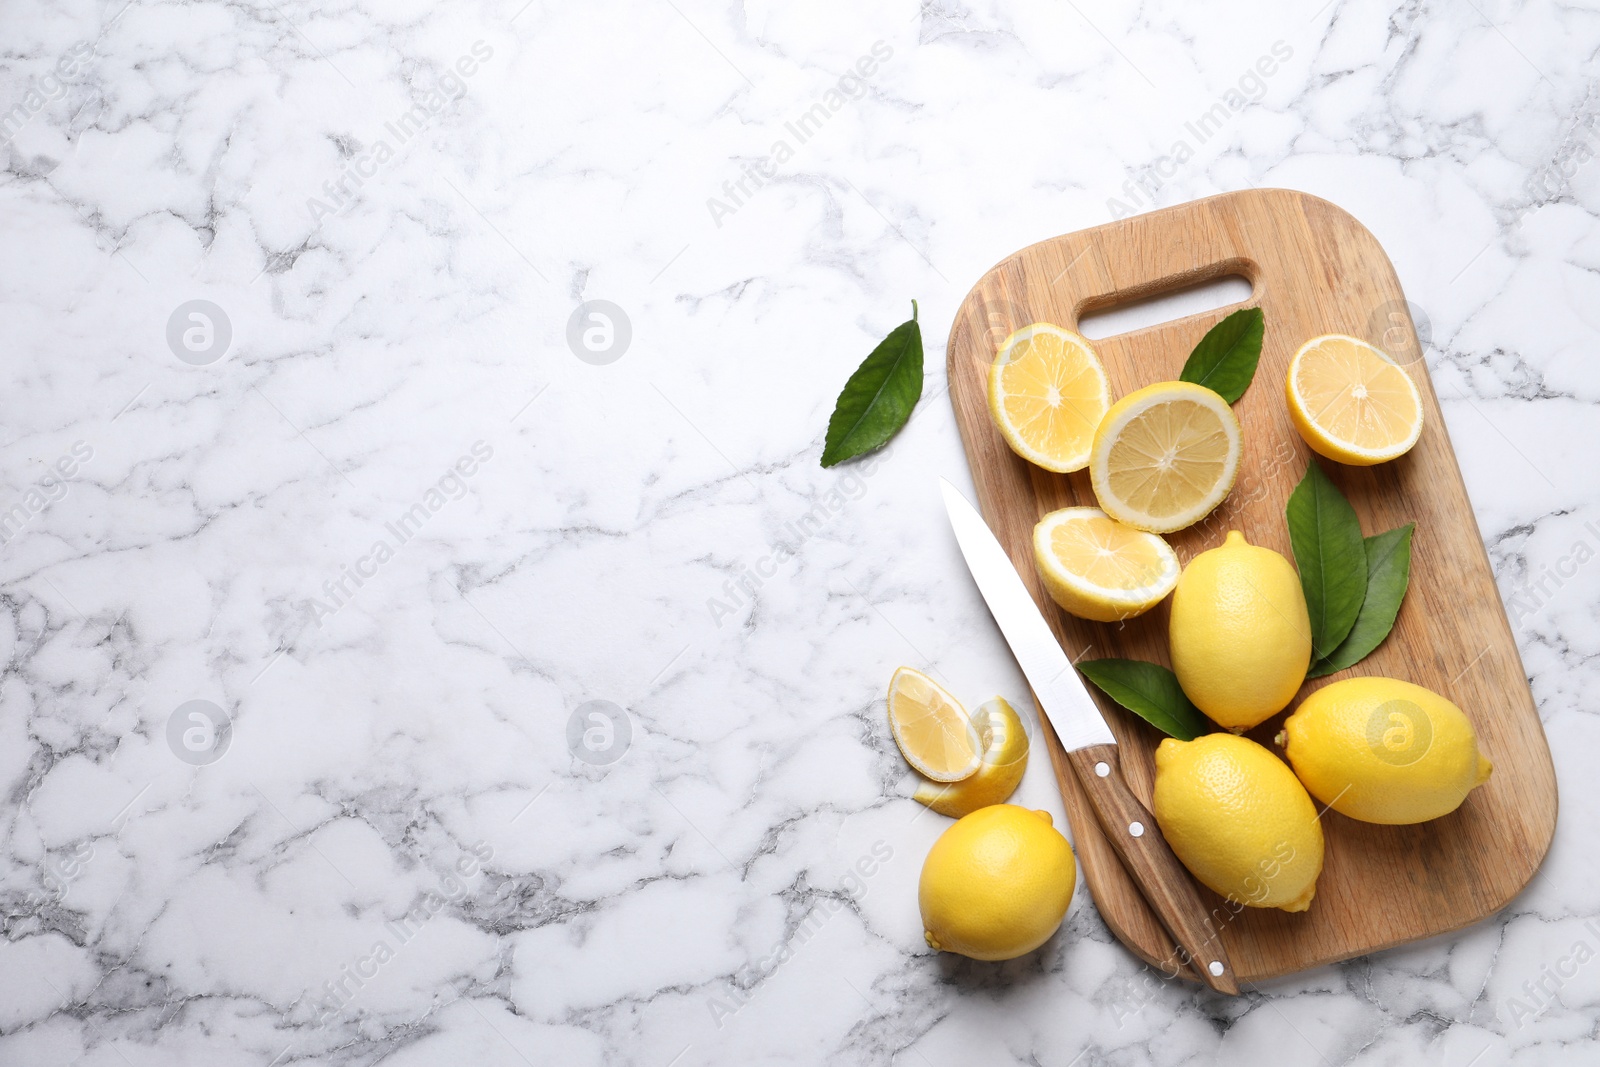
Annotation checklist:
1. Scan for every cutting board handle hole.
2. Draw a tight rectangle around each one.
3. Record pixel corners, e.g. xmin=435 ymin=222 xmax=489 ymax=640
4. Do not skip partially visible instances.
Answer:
xmin=1077 ymin=266 xmax=1255 ymax=341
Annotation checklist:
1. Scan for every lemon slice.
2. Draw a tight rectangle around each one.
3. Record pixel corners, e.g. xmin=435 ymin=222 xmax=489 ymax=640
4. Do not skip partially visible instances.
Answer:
xmin=887 ymin=667 xmax=980 ymax=783
xmin=1033 ymin=507 xmax=1180 ymax=621
xmin=987 ymin=324 xmax=1110 ymax=473
xmin=1088 ymin=381 xmax=1241 ymax=534
xmin=912 ymin=697 xmax=1030 ymax=817
xmin=1287 ymin=334 xmax=1423 ymax=465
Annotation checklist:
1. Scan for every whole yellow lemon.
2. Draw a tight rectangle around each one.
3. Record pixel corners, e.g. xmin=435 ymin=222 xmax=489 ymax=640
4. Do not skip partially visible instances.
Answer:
xmin=918 ymin=805 xmax=1075 ymax=961
xmin=1280 ymin=677 xmax=1493 ymax=824
xmin=1152 ymin=733 xmax=1324 ymax=912
xmin=1169 ymin=530 xmax=1312 ymax=730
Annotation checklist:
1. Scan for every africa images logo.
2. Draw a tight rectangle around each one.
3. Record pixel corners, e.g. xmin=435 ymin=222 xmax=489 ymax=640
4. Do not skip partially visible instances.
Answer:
xmin=566 ymin=700 xmax=632 ymax=766
xmin=166 ymin=700 xmax=233 ymax=766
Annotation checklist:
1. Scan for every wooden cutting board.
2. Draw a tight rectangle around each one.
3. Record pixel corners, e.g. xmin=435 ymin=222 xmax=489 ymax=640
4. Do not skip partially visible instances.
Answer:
xmin=945 ymin=188 xmax=1557 ymax=984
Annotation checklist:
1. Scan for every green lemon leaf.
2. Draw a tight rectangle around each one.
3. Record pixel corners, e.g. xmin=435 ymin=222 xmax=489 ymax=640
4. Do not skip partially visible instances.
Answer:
xmin=1077 ymin=659 xmax=1211 ymax=742
xmin=1178 ymin=306 xmax=1264 ymax=404
xmin=1286 ymin=460 xmax=1368 ymax=659
xmin=820 ymin=301 xmax=923 ymax=468
xmin=1307 ymin=523 xmax=1414 ymax=678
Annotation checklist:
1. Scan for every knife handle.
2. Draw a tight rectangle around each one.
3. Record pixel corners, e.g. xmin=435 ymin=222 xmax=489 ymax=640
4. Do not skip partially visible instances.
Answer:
xmin=1065 ymin=743 xmax=1240 ymax=995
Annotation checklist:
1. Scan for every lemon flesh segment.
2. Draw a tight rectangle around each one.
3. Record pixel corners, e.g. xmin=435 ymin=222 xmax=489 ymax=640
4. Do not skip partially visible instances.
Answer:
xmin=888 ymin=667 xmax=980 ymax=783
xmin=988 ymin=324 xmax=1110 ymax=473
xmin=1032 ymin=507 xmax=1179 ymax=622
xmin=919 ymin=805 xmax=1076 ymax=960
xmin=1089 ymin=381 xmax=1241 ymax=534
xmin=1281 ymin=676 xmax=1492 ymax=825
xmin=912 ymin=697 xmax=1030 ymax=817
xmin=1152 ymin=734 xmax=1324 ymax=913
xmin=1287 ymin=334 xmax=1423 ymax=465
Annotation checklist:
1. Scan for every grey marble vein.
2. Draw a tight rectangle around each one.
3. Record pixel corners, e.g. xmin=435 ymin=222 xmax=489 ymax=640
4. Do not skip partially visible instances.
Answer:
xmin=0 ymin=1 xmax=1597 ymax=1065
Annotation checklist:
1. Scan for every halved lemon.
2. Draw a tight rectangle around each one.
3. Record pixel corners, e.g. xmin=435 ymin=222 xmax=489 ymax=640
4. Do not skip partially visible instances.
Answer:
xmin=887 ymin=667 xmax=980 ymax=783
xmin=1287 ymin=334 xmax=1423 ymax=465
xmin=1088 ymin=381 xmax=1241 ymax=534
xmin=987 ymin=324 xmax=1110 ymax=473
xmin=1033 ymin=507 xmax=1180 ymax=621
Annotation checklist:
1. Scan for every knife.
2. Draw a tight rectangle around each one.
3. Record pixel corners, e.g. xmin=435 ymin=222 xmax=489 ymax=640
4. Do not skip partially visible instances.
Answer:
xmin=940 ymin=478 xmax=1239 ymax=995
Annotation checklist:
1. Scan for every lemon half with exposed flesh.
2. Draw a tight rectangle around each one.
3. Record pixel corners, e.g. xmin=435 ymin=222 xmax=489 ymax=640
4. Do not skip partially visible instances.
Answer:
xmin=1032 ymin=507 xmax=1179 ymax=622
xmin=1286 ymin=334 xmax=1423 ymax=465
xmin=1089 ymin=381 xmax=1241 ymax=534
xmin=988 ymin=324 xmax=1110 ymax=473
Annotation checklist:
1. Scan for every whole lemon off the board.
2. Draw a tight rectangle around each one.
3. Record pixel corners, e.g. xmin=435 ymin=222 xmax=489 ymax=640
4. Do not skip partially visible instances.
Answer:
xmin=919 ymin=805 xmax=1076 ymax=961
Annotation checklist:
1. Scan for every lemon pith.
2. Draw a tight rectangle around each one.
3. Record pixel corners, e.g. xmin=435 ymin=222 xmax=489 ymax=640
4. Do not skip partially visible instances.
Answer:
xmin=1088 ymin=381 xmax=1242 ymax=534
xmin=1032 ymin=507 xmax=1180 ymax=622
xmin=919 ymin=805 xmax=1076 ymax=960
xmin=912 ymin=698 xmax=1030 ymax=817
xmin=1287 ymin=334 xmax=1423 ymax=465
xmin=1168 ymin=530 xmax=1312 ymax=730
xmin=987 ymin=324 xmax=1110 ymax=473
xmin=1152 ymin=734 xmax=1325 ymax=913
xmin=1280 ymin=677 xmax=1493 ymax=825
xmin=887 ymin=668 xmax=980 ymax=783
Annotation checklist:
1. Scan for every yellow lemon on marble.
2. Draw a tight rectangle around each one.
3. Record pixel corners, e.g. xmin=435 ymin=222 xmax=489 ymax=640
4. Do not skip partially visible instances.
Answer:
xmin=1032 ymin=507 xmax=1180 ymax=622
xmin=919 ymin=805 xmax=1075 ymax=961
xmin=1169 ymin=530 xmax=1312 ymax=730
xmin=887 ymin=667 xmax=980 ymax=783
xmin=1279 ymin=677 xmax=1493 ymax=825
xmin=1088 ymin=380 xmax=1241 ymax=534
xmin=912 ymin=698 xmax=1029 ymax=817
xmin=987 ymin=324 xmax=1110 ymax=473
xmin=1152 ymin=733 xmax=1324 ymax=913
xmin=1286 ymin=334 xmax=1424 ymax=466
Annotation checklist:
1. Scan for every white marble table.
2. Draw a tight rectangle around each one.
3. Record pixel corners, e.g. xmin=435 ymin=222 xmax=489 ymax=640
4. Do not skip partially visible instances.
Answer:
xmin=1 ymin=2 xmax=1596 ymax=1064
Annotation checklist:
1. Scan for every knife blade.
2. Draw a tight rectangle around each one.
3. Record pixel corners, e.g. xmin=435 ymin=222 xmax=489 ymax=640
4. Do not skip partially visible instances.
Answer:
xmin=939 ymin=478 xmax=1239 ymax=994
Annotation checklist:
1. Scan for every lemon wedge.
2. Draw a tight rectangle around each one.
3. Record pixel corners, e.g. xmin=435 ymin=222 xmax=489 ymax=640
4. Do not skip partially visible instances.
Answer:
xmin=987 ymin=324 xmax=1110 ymax=473
xmin=1089 ymin=381 xmax=1241 ymax=534
xmin=1033 ymin=507 xmax=1179 ymax=621
xmin=887 ymin=668 xmax=980 ymax=783
xmin=1287 ymin=334 xmax=1423 ymax=465
xmin=912 ymin=697 xmax=1030 ymax=817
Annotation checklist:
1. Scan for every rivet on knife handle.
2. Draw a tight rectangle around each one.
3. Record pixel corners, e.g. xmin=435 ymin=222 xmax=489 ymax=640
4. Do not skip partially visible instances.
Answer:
xmin=1066 ymin=743 xmax=1240 ymax=995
